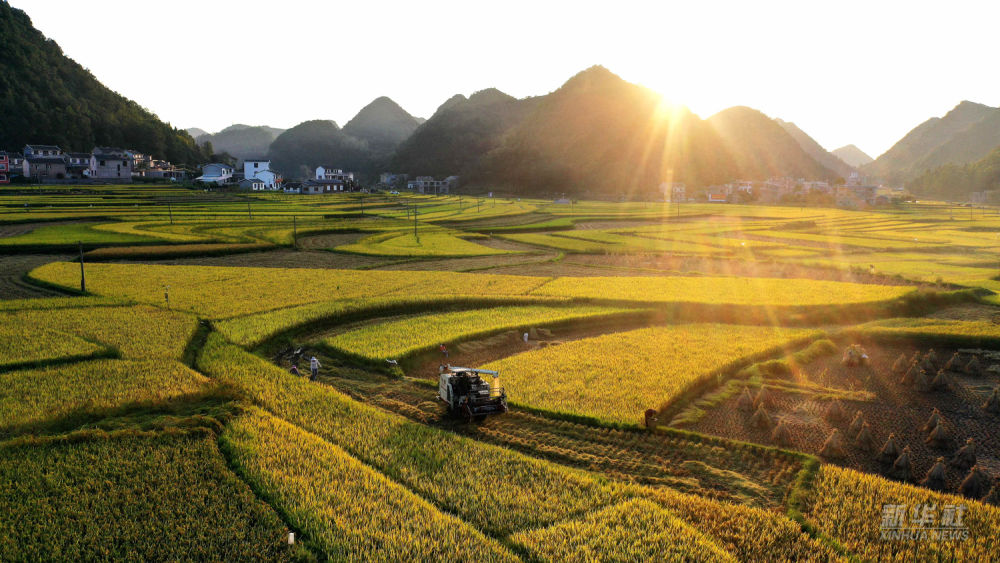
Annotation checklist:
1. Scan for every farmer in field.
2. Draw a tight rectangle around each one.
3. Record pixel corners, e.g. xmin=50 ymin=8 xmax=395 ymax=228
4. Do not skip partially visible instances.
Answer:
xmin=289 ymin=364 xmax=300 ymax=376
xmin=309 ymin=356 xmax=321 ymax=381
xmin=440 ymin=344 xmax=449 ymax=358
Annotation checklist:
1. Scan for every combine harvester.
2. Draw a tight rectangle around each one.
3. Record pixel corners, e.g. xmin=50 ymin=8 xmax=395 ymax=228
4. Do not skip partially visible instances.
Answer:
xmin=437 ymin=366 xmax=508 ymax=422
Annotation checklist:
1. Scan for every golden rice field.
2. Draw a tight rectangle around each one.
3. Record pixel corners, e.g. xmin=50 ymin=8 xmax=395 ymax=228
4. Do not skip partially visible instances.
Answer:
xmin=197 ymin=334 xmax=848 ymax=560
xmin=511 ymin=499 xmax=733 ymax=562
xmin=31 ymin=263 xmax=919 ymax=323
xmin=0 ymin=360 xmax=208 ymax=436
xmin=550 ymin=231 xmax=725 ymax=254
xmin=223 ymin=409 xmax=518 ymax=561
xmin=533 ymin=275 xmax=915 ymax=306
xmin=0 ymin=305 xmax=197 ymax=359
xmin=640 ymin=486 xmax=838 ymax=561
xmin=214 ymin=295 xmax=568 ymax=348
xmin=0 ymin=429 xmax=292 ymax=561
xmin=322 ymin=304 xmax=639 ymax=361
xmin=30 ymin=262 xmax=549 ymax=318
xmin=808 ymin=465 xmax=1000 ymax=561
xmin=336 ymin=230 xmax=513 ymax=257
xmin=0 ymin=295 xmax=123 ymax=311
xmin=197 ymin=334 xmax=620 ymax=536
xmin=92 ymin=221 xmax=213 ymax=242
xmin=482 ymin=324 xmax=821 ymax=424
xmin=0 ymin=325 xmax=104 ymax=369
xmin=84 ymin=242 xmax=273 ymax=260
xmin=855 ymin=318 xmax=1000 ymax=344
xmin=12 ymin=192 xmax=1000 ymax=560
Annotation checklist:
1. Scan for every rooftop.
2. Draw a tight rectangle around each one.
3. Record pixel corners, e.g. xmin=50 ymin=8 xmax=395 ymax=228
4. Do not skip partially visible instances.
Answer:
xmin=25 ymin=156 xmax=66 ymax=163
xmin=93 ymin=147 xmax=128 ymax=156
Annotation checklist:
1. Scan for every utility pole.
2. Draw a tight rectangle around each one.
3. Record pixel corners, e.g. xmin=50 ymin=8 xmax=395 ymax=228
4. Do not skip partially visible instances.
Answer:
xmin=361 ymin=194 xmax=365 ymax=216
xmin=413 ymin=205 xmax=419 ymax=243
xmin=477 ymin=199 xmax=481 ymax=213
xmin=247 ymin=202 xmax=252 ymax=218
xmin=167 ymin=202 xmax=173 ymax=225
xmin=78 ymin=241 xmax=86 ymax=292
xmin=292 ymin=216 xmax=298 ymax=249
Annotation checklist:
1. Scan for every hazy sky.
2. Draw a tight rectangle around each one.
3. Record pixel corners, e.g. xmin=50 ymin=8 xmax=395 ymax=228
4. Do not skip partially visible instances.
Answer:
xmin=15 ymin=0 xmax=1000 ymax=158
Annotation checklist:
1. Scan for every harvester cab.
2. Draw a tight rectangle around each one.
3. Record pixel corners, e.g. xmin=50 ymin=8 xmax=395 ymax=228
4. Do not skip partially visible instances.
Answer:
xmin=437 ymin=366 xmax=508 ymax=421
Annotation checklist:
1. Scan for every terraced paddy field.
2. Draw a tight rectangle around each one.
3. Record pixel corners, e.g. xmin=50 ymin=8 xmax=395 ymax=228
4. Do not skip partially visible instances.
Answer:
xmin=5 ymin=189 xmax=1000 ymax=559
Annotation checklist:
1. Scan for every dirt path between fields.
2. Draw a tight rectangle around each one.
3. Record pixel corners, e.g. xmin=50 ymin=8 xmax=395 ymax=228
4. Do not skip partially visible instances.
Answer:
xmin=0 ymin=254 xmax=71 ymax=299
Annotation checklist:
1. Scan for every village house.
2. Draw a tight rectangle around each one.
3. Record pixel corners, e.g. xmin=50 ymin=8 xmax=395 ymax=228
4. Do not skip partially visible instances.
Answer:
xmin=8 ymin=153 xmax=23 ymax=174
xmin=299 ymin=181 xmax=328 ymax=194
xmin=304 ymin=166 xmax=355 ymax=193
xmin=89 ymin=147 xmax=133 ymax=181
xmin=407 ymin=175 xmax=457 ymax=194
xmin=802 ymin=180 xmax=830 ymax=193
xmin=145 ymin=166 xmax=188 ymax=181
xmin=659 ymin=182 xmax=686 ymax=202
xmin=299 ymin=178 xmax=346 ymax=193
xmin=22 ymin=144 xmax=67 ymax=181
xmin=0 ymin=152 xmax=9 ymax=184
xmin=316 ymin=166 xmax=354 ymax=182
xmin=196 ymin=163 xmax=235 ymax=185
xmin=244 ymin=159 xmax=282 ymax=190
xmin=66 ymin=153 xmax=92 ymax=179
xmin=23 ymin=145 xmax=62 ymax=158
xmin=140 ymin=158 xmax=185 ymax=181
xmin=238 ymin=178 xmax=265 ymax=191
xmin=127 ymin=150 xmax=152 ymax=173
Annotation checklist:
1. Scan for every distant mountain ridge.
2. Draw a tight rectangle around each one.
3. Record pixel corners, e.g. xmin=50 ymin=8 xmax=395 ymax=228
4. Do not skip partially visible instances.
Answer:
xmin=832 ymin=145 xmax=873 ymax=168
xmin=343 ymin=97 xmax=421 ymax=156
xmin=195 ymin=125 xmax=286 ymax=161
xmin=391 ymin=88 xmax=539 ymax=179
xmin=707 ymin=109 xmax=839 ymax=181
xmin=267 ymin=120 xmax=369 ymax=180
xmin=197 ymin=96 xmax=418 ymax=176
xmin=775 ymin=119 xmax=854 ymax=178
xmin=468 ymin=67 xmax=839 ymax=194
xmin=865 ymin=101 xmax=1000 ymax=184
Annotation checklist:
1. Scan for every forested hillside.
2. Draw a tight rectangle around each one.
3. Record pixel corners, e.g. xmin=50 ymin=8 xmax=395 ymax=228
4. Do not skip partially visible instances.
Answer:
xmin=267 ymin=120 xmax=370 ymax=179
xmin=908 ymin=146 xmax=1000 ymax=200
xmin=0 ymin=2 xmax=207 ymax=164
xmin=864 ymin=101 xmax=1000 ymax=184
xmin=472 ymin=67 xmax=834 ymax=195
xmin=392 ymin=89 xmax=539 ymax=179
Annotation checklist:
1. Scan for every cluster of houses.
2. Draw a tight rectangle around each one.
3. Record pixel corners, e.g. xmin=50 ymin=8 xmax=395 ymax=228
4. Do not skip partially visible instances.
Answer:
xmin=0 ymin=145 xmax=186 ymax=184
xmin=0 ymin=144 xmax=461 ymax=196
xmin=662 ymin=172 xmax=897 ymax=207
xmin=195 ymin=161 xmax=358 ymax=194
xmin=195 ymin=161 xmax=458 ymax=195
xmin=375 ymin=173 xmax=457 ymax=194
